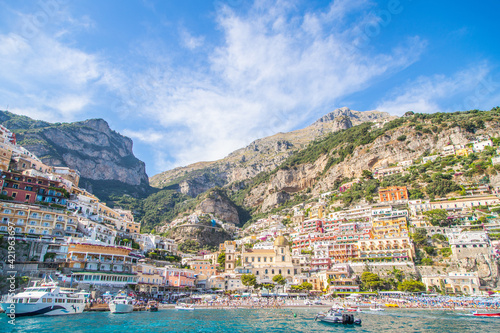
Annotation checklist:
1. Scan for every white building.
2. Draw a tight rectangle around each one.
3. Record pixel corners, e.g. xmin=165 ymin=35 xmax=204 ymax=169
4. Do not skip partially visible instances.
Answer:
xmin=421 ymin=272 xmax=481 ymax=295
xmin=473 ymin=140 xmax=493 ymax=152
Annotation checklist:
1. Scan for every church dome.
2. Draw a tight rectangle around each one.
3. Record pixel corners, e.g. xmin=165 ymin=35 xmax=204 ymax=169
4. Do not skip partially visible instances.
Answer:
xmin=274 ymin=235 xmax=289 ymax=247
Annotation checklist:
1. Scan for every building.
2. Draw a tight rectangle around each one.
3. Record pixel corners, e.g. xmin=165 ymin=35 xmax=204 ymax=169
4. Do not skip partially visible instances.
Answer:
xmin=455 ymin=148 xmax=472 ymax=157
xmin=136 ymin=263 xmax=165 ymax=293
xmin=448 ymin=231 xmax=492 ymax=260
xmin=372 ymin=217 xmax=409 ymax=239
xmin=220 ymin=240 xmax=237 ymax=272
xmin=378 ymin=186 xmax=408 ymax=203
xmin=0 ymin=171 xmax=69 ymax=205
xmin=441 ymin=145 xmax=456 ymax=157
xmin=66 ymin=240 xmax=139 ymax=287
xmin=473 ymin=140 xmax=493 ymax=152
xmin=374 ymin=166 xmax=404 ymax=179
xmin=421 ymin=272 xmax=481 ymax=295
xmin=422 ymin=155 xmax=438 ymax=163
xmin=241 ymin=235 xmax=299 ymax=284
xmin=188 ymin=259 xmax=216 ymax=277
xmin=319 ymin=264 xmax=360 ymax=293
xmin=0 ymin=201 xmax=78 ymax=237
xmin=430 ymin=196 xmax=500 ymax=213
xmin=357 ymin=237 xmax=414 ymax=262
xmin=492 ymin=156 xmax=500 ymax=166
xmin=163 ymin=267 xmax=196 ymax=289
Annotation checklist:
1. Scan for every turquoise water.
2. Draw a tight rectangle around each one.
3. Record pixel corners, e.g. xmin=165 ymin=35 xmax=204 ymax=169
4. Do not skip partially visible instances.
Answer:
xmin=2 ymin=308 xmax=500 ymax=332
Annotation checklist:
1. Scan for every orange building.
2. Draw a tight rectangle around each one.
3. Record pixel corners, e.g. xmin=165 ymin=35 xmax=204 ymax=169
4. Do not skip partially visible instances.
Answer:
xmin=378 ymin=186 xmax=408 ymax=202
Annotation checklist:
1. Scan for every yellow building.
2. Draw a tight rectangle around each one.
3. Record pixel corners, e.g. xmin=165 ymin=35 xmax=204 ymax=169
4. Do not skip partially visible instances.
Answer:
xmin=0 ymin=146 xmax=12 ymax=171
xmin=137 ymin=263 xmax=165 ymax=292
xmin=357 ymin=237 xmax=414 ymax=262
xmin=0 ymin=201 xmax=78 ymax=237
xmin=372 ymin=217 xmax=409 ymax=239
xmin=241 ymin=235 xmax=298 ymax=283
xmin=455 ymin=148 xmax=472 ymax=157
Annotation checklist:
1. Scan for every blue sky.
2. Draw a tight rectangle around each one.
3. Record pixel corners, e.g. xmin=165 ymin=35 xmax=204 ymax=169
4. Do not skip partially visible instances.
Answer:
xmin=0 ymin=0 xmax=499 ymax=177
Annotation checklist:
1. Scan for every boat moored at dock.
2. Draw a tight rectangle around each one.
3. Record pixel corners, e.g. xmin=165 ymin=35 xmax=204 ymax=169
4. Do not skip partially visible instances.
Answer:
xmin=0 ymin=279 xmax=85 ymax=317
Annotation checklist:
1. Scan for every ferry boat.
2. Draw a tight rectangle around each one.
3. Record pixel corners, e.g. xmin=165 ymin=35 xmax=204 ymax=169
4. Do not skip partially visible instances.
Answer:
xmin=0 ymin=279 xmax=85 ymax=317
xmin=109 ymin=293 xmax=134 ymax=313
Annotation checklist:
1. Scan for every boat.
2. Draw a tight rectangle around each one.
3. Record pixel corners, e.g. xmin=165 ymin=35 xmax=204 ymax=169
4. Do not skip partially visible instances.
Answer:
xmin=109 ymin=292 xmax=134 ymax=313
xmin=0 ymin=278 xmax=85 ymax=317
xmin=385 ymin=303 xmax=399 ymax=307
xmin=175 ymin=303 xmax=195 ymax=311
xmin=472 ymin=311 xmax=500 ymax=317
xmin=315 ymin=308 xmax=362 ymax=325
xmin=369 ymin=304 xmax=385 ymax=311
xmin=147 ymin=301 xmax=159 ymax=312
xmin=346 ymin=306 xmax=362 ymax=312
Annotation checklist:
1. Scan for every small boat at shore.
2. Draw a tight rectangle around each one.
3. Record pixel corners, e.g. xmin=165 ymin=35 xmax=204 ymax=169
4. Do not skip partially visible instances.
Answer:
xmin=109 ymin=293 xmax=134 ymax=313
xmin=175 ymin=303 xmax=195 ymax=311
xmin=369 ymin=304 xmax=385 ymax=311
xmin=147 ymin=301 xmax=158 ymax=312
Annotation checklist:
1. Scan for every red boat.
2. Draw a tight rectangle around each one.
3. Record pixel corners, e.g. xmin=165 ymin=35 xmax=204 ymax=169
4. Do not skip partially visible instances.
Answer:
xmin=473 ymin=312 xmax=500 ymax=317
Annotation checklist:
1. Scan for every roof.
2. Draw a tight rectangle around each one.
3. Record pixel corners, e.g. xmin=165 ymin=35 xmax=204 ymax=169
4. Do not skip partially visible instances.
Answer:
xmin=274 ymin=235 xmax=289 ymax=246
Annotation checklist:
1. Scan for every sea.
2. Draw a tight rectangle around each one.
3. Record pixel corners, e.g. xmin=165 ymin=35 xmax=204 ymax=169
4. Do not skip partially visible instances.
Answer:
xmin=1 ymin=308 xmax=500 ymax=333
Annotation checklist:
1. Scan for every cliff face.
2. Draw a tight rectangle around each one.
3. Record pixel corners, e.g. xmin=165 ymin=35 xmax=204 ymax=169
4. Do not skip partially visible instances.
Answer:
xmin=150 ymin=107 xmax=392 ymax=196
xmin=0 ymin=111 xmax=149 ymax=198
xmin=197 ymin=191 xmax=240 ymax=225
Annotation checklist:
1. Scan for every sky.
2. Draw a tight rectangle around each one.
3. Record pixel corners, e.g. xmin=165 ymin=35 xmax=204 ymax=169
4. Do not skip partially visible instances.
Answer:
xmin=0 ymin=0 xmax=499 ymax=177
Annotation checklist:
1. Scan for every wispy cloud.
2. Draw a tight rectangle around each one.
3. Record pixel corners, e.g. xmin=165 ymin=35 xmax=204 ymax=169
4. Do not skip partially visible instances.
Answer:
xmin=121 ymin=0 xmax=426 ymax=170
xmin=375 ymin=63 xmax=499 ymax=115
xmin=0 ymin=6 xmax=114 ymax=122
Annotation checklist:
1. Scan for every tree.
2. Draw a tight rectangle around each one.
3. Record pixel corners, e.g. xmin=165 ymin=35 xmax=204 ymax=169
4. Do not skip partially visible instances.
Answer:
xmin=362 ymin=169 xmax=373 ymax=179
xmin=217 ymin=252 xmax=226 ymax=268
xmin=411 ymin=228 xmax=428 ymax=247
xmin=360 ymin=272 xmax=383 ymax=291
xmin=241 ymin=274 xmax=257 ymax=289
xmin=398 ymin=280 xmax=425 ymax=293
xmin=301 ymin=282 xmax=313 ymax=291
xmin=272 ymin=274 xmax=286 ymax=286
xmin=423 ymin=209 xmax=449 ymax=226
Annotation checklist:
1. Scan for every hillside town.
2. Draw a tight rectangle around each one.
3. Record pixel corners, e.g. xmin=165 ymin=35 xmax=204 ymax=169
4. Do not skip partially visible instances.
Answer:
xmin=1 ymin=123 xmax=500 ymax=302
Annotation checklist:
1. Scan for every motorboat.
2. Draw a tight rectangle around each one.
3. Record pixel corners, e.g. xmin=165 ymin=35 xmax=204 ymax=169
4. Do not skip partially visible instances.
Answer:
xmin=0 ymin=279 xmax=85 ymax=317
xmin=315 ymin=308 xmax=362 ymax=325
xmin=472 ymin=311 xmax=500 ymax=317
xmin=109 ymin=292 xmax=134 ymax=313
xmin=175 ymin=303 xmax=195 ymax=311
xmin=369 ymin=304 xmax=385 ymax=311
xmin=147 ymin=301 xmax=159 ymax=312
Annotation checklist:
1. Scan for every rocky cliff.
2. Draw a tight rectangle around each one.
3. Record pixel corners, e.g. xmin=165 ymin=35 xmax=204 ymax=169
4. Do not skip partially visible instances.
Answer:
xmin=0 ymin=111 xmax=150 ymax=199
xmin=150 ymin=107 xmax=392 ymax=197
xmin=243 ymin=111 xmax=500 ymax=212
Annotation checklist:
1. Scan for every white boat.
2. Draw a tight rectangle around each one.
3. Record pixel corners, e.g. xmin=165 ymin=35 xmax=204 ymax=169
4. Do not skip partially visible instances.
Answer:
xmin=315 ymin=308 xmax=362 ymax=325
xmin=369 ymin=304 xmax=385 ymax=311
xmin=175 ymin=303 xmax=195 ymax=311
xmin=109 ymin=293 xmax=134 ymax=313
xmin=0 ymin=279 xmax=85 ymax=317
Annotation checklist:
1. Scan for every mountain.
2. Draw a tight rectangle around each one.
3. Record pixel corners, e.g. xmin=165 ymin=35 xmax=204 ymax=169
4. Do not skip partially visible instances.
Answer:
xmin=0 ymin=111 xmax=150 ymax=200
xmin=149 ymin=107 xmax=393 ymax=196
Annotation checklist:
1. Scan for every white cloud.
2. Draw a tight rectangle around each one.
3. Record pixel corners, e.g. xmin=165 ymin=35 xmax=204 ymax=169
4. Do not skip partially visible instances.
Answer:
xmin=0 ymin=8 xmax=115 ymax=122
xmin=376 ymin=63 xmax=499 ymax=115
xmin=180 ymin=28 xmax=204 ymax=50
xmin=121 ymin=0 xmax=426 ymax=171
